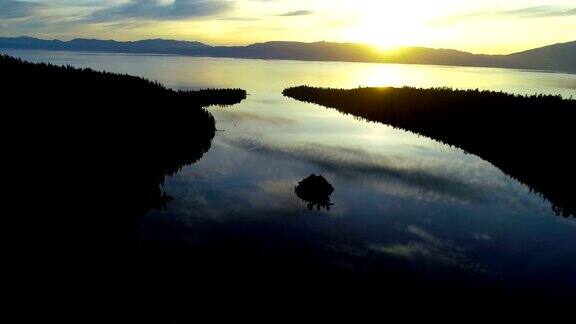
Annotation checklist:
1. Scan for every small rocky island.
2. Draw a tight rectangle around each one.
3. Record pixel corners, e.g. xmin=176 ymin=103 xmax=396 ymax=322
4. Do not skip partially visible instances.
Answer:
xmin=295 ymin=174 xmax=335 ymax=211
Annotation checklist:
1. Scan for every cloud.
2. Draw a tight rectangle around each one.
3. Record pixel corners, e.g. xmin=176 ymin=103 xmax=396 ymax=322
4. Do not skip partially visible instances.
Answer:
xmin=498 ymin=6 xmax=576 ymax=18
xmin=278 ymin=10 xmax=313 ymax=17
xmin=0 ymin=0 xmax=45 ymax=18
xmin=445 ymin=5 xmax=576 ymax=22
xmin=89 ymin=0 xmax=232 ymax=21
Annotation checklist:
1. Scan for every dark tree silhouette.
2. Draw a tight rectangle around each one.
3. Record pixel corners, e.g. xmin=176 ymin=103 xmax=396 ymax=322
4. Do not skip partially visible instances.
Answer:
xmin=2 ymin=54 xmax=248 ymax=253
xmin=2 ymin=54 xmax=246 ymax=216
xmin=284 ymin=86 xmax=576 ymax=218
xmin=295 ymin=174 xmax=335 ymax=211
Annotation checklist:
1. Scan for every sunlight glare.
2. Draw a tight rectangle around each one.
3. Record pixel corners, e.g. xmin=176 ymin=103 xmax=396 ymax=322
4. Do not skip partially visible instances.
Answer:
xmin=341 ymin=1 xmax=437 ymax=49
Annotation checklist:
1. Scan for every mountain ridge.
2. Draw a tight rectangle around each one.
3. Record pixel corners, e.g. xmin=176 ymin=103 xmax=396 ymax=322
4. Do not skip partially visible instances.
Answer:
xmin=1 ymin=36 xmax=574 ymax=73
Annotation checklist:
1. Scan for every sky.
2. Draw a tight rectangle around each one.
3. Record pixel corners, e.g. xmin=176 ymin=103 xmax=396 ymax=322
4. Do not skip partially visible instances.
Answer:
xmin=0 ymin=0 xmax=575 ymax=54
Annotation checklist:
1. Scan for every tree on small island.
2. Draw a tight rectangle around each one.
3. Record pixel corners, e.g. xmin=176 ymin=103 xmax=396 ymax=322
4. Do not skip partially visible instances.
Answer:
xmin=295 ymin=174 xmax=335 ymax=211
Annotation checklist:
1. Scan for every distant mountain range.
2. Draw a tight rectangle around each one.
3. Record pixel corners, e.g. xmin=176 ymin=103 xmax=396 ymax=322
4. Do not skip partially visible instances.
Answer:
xmin=1 ymin=36 xmax=575 ymax=73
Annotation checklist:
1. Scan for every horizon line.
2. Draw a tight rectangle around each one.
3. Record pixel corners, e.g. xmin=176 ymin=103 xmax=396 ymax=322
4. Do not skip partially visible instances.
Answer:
xmin=2 ymin=35 xmax=574 ymax=56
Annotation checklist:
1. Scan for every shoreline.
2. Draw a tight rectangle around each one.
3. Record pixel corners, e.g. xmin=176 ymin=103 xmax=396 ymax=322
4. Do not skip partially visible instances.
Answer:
xmin=2 ymin=47 xmax=575 ymax=76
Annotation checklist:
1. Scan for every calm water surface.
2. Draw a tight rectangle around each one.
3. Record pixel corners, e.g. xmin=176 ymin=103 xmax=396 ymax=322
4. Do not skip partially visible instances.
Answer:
xmin=5 ymin=49 xmax=575 ymax=299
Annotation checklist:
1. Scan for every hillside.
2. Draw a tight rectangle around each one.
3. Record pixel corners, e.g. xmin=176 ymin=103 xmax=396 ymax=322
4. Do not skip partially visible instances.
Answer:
xmin=504 ymin=41 xmax=576 ymax=72
xmin=1 ymin=37 xmax=575 ymax=72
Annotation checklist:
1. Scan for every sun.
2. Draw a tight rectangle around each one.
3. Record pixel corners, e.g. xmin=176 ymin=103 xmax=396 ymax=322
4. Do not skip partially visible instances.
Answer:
xmin=340 ymin=1 xmax=435 ymax=49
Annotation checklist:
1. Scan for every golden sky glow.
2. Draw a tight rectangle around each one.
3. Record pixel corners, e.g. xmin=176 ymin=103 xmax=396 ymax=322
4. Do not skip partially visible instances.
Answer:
xmin=1 ymin=0 xmax=575 ymax=54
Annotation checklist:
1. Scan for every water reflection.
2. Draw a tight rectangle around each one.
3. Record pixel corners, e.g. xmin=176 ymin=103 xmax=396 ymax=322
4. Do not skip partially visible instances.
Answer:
xmin=5 ymin=50 xmax=575 ymax=312
xmin=4 ymin=49 xmax=574 ymax=98
xmin=224 ymin=137 xmax=496 ymax=204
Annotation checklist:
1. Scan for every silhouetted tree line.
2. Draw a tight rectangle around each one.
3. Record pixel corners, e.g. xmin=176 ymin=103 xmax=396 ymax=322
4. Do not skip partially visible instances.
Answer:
xmin=284 ymin=86 xmax=576 ymax=218
xmin=3 ymin=55 xmax=246 ymax=313
xmin=0 ymin=54 xmax=246 ymax=106
xmin=2 ymin=54 xmax=246 ymax=245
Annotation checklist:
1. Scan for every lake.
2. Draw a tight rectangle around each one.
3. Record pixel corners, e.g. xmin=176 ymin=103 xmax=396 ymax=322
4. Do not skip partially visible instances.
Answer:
xmin=4 ymin=49 xmax=575 ymax=304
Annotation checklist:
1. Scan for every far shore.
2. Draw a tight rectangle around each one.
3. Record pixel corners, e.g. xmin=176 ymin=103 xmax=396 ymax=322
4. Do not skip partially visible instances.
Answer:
xmin=1 ymin=36 xmax=575 ymax=74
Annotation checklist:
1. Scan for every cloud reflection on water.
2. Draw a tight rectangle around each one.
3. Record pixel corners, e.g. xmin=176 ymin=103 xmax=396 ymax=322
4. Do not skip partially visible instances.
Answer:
xmin=368 ymin=225 xmax=490 ymax=276
xmin=214 ymin=109 xmax=299 ymax=127
xmin=222 ymin=136 xmax=514 ymax=204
